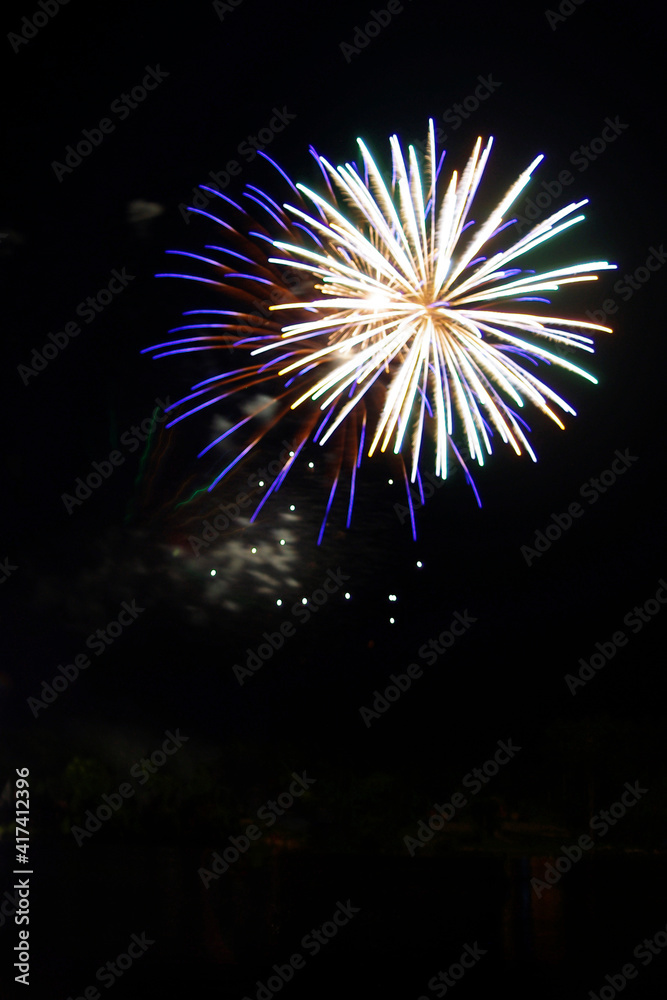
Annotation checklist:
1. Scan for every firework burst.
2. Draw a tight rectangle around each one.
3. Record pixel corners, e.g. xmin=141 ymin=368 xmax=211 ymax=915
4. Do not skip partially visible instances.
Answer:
xmin=144 ymin=122 xmax=615 ymax=541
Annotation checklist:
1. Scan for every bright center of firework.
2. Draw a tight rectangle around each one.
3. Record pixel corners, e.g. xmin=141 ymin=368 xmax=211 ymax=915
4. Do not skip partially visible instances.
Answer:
xmin=265 ymin=128 xmax=614 ymax=480
xmin=365 ymin=291 xmax=392 ymax=310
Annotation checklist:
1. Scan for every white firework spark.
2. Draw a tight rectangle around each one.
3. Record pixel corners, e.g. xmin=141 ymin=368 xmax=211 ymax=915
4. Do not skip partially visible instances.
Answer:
xmin=262 ymin=122 xmax=615 ymax=482
xmin=146 ymin=122 xmax=615 ymax=539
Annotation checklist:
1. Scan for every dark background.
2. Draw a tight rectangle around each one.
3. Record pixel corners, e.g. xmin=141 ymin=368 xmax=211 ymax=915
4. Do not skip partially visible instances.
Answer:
xmin=1 ymin=0 xmax=665 ymax=997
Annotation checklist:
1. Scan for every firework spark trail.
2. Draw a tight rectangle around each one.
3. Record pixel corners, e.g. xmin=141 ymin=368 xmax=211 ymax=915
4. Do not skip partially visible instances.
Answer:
xmin=144 ymin=122 xmax=615 ymax=541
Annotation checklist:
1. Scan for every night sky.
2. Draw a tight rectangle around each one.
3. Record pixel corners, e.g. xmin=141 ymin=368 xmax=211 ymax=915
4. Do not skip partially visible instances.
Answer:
xmin=2 ymin=1 xmax=666 ymax=997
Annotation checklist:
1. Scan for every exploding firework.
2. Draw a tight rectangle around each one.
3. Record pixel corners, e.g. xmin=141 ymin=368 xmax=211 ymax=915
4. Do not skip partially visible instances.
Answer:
xmin=144 ymin=122 xmax=615 ymax=541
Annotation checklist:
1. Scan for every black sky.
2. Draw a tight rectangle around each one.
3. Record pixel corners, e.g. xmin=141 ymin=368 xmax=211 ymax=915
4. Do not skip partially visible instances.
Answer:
xmin=1 ymin=0 xmax=666 ymax=994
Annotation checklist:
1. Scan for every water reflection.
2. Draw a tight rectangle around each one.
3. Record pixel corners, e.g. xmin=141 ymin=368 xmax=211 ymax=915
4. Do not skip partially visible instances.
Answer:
xmin=14 ymin=843 xmax=667 ymax=994
xmin=502 ymin=856 xmax=565 ymax=965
